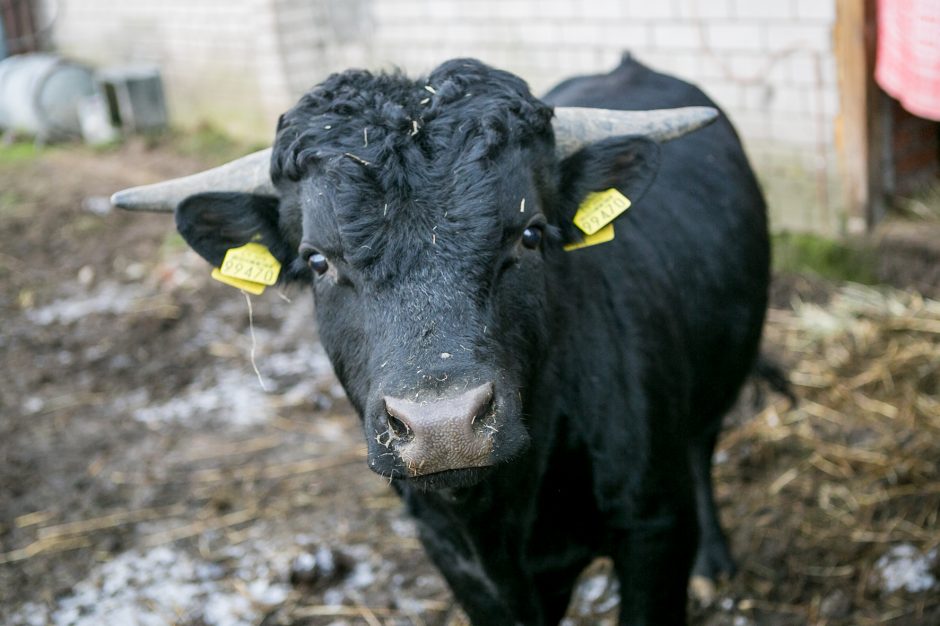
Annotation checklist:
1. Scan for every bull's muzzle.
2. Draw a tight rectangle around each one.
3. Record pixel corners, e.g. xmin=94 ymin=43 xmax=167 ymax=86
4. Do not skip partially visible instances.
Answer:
xmin=382 ymin=383 xmax=496 ymax=476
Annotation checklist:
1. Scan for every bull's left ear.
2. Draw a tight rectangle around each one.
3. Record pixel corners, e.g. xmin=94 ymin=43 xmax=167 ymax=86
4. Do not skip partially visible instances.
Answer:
xmin=175 ymin=192 xmax=304 ymax=283
xmin=555 ymin=136 xmax=661 ymax=242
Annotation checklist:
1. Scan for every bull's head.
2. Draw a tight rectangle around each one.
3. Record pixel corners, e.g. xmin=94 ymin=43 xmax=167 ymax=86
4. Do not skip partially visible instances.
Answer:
xmin=113 ymin=60 xmax=716 ymax=490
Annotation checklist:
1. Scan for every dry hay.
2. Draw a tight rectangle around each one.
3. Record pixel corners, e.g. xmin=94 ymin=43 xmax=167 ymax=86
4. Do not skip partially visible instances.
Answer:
xmin=702 ymin=283 xmax=940 ymax=625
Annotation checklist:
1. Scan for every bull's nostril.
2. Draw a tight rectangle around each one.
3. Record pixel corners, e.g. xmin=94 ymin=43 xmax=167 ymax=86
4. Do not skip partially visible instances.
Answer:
xmin=386 ymin=412 xmax=411 ymax=439
xmin=471 ymin=393 xmax=495 ymax=425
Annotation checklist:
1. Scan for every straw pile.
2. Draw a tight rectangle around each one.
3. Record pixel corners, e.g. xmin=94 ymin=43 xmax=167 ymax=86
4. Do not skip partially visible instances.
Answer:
xmin=694 ymin=282 xmax=940 ymax=625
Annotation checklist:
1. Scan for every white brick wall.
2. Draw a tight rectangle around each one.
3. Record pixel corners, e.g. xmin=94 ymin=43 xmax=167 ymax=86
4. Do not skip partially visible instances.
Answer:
xmin=41 ymin=0 xmax=290 ymax=139
xmin=43 ymin=0 xmax=844 ymax=233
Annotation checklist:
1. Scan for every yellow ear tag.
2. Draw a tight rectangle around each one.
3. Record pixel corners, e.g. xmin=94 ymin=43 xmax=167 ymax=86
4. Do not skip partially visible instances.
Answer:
xmin=564 ymin=223 xmax=615 ymax=251
xmin=210 ymin=242 xmax=281 ymax=295
xmin=572 ymin=188 xmax=631 ymax=235
xmin=211 ymin=268 xmax=266 ymax=295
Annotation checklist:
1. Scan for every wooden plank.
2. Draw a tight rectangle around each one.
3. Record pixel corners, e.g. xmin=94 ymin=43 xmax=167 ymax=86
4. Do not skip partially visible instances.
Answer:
xmin=864 ymin=0 xmax=890 ymax=226
xmin=834 ymin=0 xmax=869 ymax=233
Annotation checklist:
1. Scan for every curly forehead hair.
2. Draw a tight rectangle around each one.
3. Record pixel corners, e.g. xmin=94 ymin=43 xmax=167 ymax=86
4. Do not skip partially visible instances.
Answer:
xmin=270 ymin=58 xmax=555 ymax=185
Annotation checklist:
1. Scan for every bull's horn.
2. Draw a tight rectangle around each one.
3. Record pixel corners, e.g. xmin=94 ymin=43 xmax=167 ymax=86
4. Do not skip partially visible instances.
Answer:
xmin=110 ymin=148 xmax=276 ymax=212
xmin=111 ymin=107 xmax=718 ymax=211
xmin=552 ymin=106 xmax=719 ymax=159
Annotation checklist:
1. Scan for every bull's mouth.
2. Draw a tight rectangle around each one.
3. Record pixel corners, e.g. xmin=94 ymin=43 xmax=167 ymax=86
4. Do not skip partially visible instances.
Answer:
xmin=369 ymin=456 xmax=495 ymax=491
xmin=377 ymin=465 xmax=495 ymax=491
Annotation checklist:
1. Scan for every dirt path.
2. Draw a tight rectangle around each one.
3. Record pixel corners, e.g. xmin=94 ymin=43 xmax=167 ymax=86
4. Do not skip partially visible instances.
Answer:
xmin=1 ymin=142 xmax=937 ymax=626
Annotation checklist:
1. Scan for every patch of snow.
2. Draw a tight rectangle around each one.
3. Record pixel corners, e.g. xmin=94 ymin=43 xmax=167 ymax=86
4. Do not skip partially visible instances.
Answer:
xmin=23 ymin=396 xmax=44 ymax=414
xmin=323 ymin=588 xmax=346 ymax=605
xmin=261 ymin=343 xmax=334 ymax=380
xmin=330 ymin=382 xmax=346 ymax=399
xmin=569 ymin=571 xmax=620 ymax=617
xmin=293 ymin=550 xmax=317 ymax=572
xmin=27 ymin=282 xmax=147 ymax=326
xmin=593 ymin=588 xmax=620 ymax=613
xmin=246 ymin=578 xmax=289 ymax=606
xmin=347 ymin=561 xmax=376 ymax=588
xmin=109 ymin=388 xmax=150 ymax=413
xmin=578 ymin=574 xmax=609 ymax=604
xmin=132 ymin=369 xmax=269 ymax=427
xmin=8 ymin=541 xmax=293 ymax=626
xmin=875 ymin=543 xmax=938 ymax=593
xmin=7 ymin=604 xmax=45 ymax=626
xmin=389 ymin=516 xmax=417 ymax=538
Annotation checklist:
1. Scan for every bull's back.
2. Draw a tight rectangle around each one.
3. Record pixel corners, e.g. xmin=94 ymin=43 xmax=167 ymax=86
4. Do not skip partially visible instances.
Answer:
xmin=543 ymin=56 xmax=769 ymax=421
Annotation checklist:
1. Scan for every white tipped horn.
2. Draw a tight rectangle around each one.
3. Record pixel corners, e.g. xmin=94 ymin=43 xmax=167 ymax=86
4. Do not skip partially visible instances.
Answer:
xmin=110 ymin=148 xmax=276 ymax=212
xmin=552 ymin=106 xmax=719 ymax=159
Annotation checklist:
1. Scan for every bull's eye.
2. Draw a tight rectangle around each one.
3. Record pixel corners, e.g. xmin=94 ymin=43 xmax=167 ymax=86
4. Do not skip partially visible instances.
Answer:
xmin=308 ymin=252 xmax=329 ymax=276
xmin=521 ymin=226 xmax=543 ymax=249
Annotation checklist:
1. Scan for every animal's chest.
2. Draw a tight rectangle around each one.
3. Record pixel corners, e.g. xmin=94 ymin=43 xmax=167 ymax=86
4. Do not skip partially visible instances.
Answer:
xmin=525 ymin=442 xmax=606 ymax=572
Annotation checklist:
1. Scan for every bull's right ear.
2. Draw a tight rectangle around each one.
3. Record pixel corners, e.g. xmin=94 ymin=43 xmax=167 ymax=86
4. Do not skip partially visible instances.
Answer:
xmin=555 ymin=136 xmax=661 ymax=244
xmin=175 ymin=192 xmax=302 ymax=282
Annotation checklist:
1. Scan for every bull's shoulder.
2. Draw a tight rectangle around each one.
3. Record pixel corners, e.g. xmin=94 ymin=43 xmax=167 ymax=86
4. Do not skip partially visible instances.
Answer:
xmin=542 ymin=54 xmax=715 ymax=113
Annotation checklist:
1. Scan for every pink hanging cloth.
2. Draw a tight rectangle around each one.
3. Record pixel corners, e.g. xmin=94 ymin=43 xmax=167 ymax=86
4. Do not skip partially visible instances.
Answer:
xmin=875 ymin=0 xmax=940 ymax=121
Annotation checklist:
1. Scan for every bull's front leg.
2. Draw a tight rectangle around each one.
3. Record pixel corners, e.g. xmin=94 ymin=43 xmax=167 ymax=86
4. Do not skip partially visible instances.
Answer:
xmin=404 ymin=490 xmax=541 ymax=625
xmin=609 ymin=492 xmax=698 ymax=626
xmin=414 ymin=519 xmax=524 ymax=625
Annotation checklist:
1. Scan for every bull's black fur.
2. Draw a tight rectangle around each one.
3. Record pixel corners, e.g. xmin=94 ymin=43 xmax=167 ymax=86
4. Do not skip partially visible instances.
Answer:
xmin=176 ymin=56 xmax=769 ymax=624
xmin=272 ymin=61 xmax=558 ymax=279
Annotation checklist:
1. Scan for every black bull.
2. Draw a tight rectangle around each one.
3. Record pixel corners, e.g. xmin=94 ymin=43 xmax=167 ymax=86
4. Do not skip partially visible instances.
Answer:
xmin=120 ymin=57 xmax=769 ymax=624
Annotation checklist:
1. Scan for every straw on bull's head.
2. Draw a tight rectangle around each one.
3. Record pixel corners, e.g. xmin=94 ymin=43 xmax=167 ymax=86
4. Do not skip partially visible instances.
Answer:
xmin=110 ymin=106 xmax=717 ymax=212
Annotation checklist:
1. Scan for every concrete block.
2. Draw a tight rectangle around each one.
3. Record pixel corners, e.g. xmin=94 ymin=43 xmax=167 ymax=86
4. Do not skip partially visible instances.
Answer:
xmin=769 ymin=112 xmax=825 ymax=146
xmin=728 ymin=55 xmax=768 ymax=80
xmin=741 ymin=83 xmax=773 ymax=110
xmin=734 ymin=0 xmax=794 ymax=20
xmin=624 ymin=0 xmax=677 ymax=20
xmin=652 ymin=24 xmax=701 ymax=50
xmin=494 ymin=0 xmax=532 ymax=20
xmin=768 ymin=85 xmax=808 ymax=113
xmin=598 ymin=23 xmax=651 ymax=50
xmin=705 ymin=82 xmax=742 ymax=110
xmin=732 ymin=110 xmax=772 ymax=141
xmin=536 ymin=0 xmax=580 ymax=20
xmin=524 ymin=20 xmax=562 ymax=46
xmin=767 ymin=23 xmax=832 ymax=52
xmin=562 ymin=21 xmax=601 ymax=46
xmin=699 ymin=55 xmax=731 ymax=81
xmin=794 ymin=0 xmax=836 ymax=22
xmin=580 ymin=0 xmax=628 ymax=20
xmin=675 ymin=0 xmax=733 ymax=19
xmin=706 ymin=22 xmax=765 ymax=51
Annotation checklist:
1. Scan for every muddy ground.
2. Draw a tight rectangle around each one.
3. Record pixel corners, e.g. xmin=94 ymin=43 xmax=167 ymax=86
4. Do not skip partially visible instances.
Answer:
xmin=0 ymin=140 xmax=937 ymax=626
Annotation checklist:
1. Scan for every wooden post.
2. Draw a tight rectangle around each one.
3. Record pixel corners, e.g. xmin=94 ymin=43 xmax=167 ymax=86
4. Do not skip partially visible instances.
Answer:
xmin=834 ymin=0 xmax=883 ymax=234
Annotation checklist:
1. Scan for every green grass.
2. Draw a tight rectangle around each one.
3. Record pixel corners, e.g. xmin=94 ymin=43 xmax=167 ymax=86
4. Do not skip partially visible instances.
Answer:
xmin=0 ymin=123 xmax=260 ymax=166
xmin=0 ymin=141 xmax=45 ymax=164
xmin=169 ymin=123 xmax=263 ymax=164
xmin=160 ymin=231 xmax=188 ymax=254
xmin=772 ymin=232 xmax=878 ymax=284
